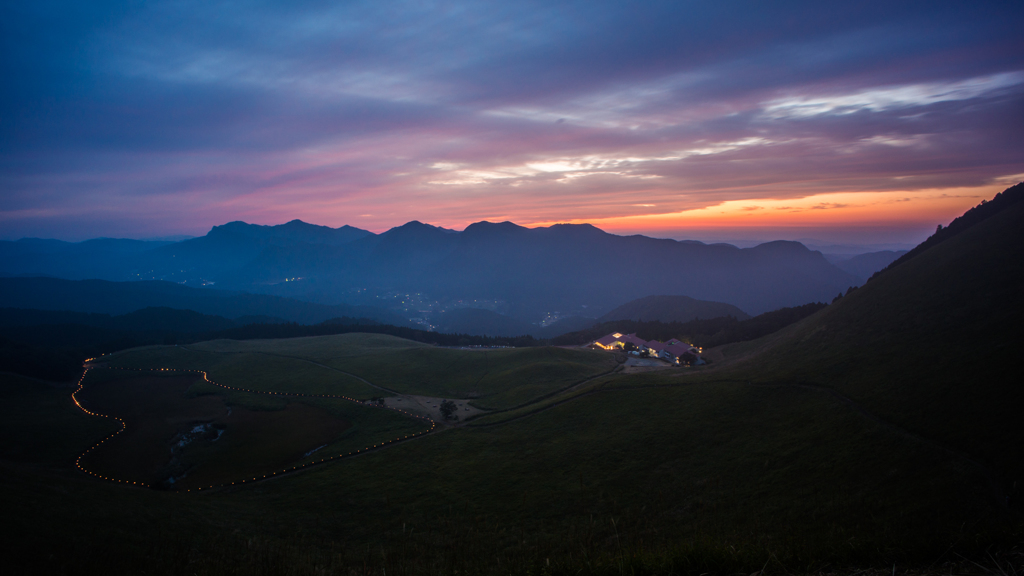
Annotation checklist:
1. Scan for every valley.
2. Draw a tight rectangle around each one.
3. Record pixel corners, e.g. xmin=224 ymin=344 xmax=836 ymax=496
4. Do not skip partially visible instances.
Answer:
xmin=0 ymin=185 xmax=1021 ymax=575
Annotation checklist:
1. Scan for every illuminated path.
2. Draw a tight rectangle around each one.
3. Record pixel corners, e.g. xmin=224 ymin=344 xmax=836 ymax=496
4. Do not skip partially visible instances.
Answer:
xmin=71 ymin=360 xmax=437 ymax=493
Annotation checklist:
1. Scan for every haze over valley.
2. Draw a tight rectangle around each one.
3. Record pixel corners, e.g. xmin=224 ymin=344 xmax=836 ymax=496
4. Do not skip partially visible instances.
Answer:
xmin=1 ymin=219 xmax=891 ymax=335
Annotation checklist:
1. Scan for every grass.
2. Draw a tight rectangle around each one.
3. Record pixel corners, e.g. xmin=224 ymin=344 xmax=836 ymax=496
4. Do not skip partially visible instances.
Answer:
xmin=0 ymin=371 xmax=118 ymax=466
xmin=299 ymin=340 xmax=616 ymax=409
xmin=72 ymin=367 xmax=432 ymax=491
xmin=103 ymin=335 xmax=619 ymax=410
xmin=3 ymin=201 xmax=1022 ymax=573
xmin=2 ymin=365 xmax=1015 ymax=575
xmin=101 ymin=344 xmax=383 ymax=399
xmin=703 ymin=200 xmax=1024 ymax=514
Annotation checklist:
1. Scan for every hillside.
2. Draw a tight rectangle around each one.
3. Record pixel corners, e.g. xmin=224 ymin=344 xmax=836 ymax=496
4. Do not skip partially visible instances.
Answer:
xmin=712 ymin=185 xmax=1024 ymax=508
xmin=2 ymin=188 xmax=1021 ymax=574
xmin=551 ymin=301 xmax=825 ymax=347
xmin=598 ymin=294 xmax=751 ymax=322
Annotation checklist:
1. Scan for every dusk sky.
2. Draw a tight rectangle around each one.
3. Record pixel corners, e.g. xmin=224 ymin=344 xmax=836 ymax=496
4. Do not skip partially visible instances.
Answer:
xmin=2 ymin=1 xmax=1022 ymax=245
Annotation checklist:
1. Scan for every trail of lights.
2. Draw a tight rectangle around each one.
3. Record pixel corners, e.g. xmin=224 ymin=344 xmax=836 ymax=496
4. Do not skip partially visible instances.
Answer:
xmin=72 ymin=365 xmax=150 ymax=487
xmin=73 ymin=357 xmax=437 ymax=493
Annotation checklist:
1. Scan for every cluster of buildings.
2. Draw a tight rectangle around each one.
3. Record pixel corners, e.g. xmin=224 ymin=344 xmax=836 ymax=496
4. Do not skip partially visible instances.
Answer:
xmin=591 ymin=332 xmax=705 ymax=365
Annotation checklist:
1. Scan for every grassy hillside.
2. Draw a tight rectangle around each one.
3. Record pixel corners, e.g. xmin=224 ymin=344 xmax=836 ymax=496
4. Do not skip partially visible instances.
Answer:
xmin=2 ymin=191 xmax=1022 ymax=574
xmin=710 ymin=195 xmax=1024 ymax=510
xmin=0 ymin=374 xmax=119 ymax=465
xmin=103 ymin=334 xmax=618 ymax=410
xmin=72 ymin=367 xmax=428 ymax=490
xmin=1 ymin=359 xmax=1009 ymax=574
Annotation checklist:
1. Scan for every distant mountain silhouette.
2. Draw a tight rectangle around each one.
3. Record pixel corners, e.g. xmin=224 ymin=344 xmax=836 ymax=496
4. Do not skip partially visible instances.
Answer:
xmin=0 ymin=237 xmax=173 ymax=280
xmin=0 ymin=219 xmax=861 ymax=317
xmin=0 ymin=306 xmax=243 ymax=333
xmin=827 ymin=250 xmax=908 ymax=282
xmin=598 ymin=295 xmax=751 ymax=323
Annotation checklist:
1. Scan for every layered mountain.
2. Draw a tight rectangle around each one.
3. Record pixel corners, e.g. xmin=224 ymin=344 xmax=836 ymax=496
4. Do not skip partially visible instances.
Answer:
xmin=825 ymin=249 xmax=908 ymax=283
xmin=224 ymin=220 xmax=860 ymax=316
xmin=0 ymin=220 xmax=372 ymax=283
xmin=0 ymin=277 xmax=406 ymax=326
xmin=1 ymin=219 xmax=861 ymax=317
xmin=0 ymin=237 xmax=174 ymax=280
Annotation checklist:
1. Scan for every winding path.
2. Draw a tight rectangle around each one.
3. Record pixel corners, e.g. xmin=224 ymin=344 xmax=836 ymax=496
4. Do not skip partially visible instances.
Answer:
xmin=72 ymin=358 xmax=437 ymax=492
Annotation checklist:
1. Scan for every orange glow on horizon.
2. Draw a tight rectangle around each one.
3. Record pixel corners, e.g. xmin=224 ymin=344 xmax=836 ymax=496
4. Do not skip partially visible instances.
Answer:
xmin=523 ymin=185 xmax=1001 ymax=233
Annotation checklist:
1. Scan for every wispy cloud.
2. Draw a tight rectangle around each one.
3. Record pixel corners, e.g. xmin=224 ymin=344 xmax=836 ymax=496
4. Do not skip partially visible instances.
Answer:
xmin=1 ymin=1 xmax=1022 ymax=242
xmin=762 ymin=72 xmax=1024 ymax=119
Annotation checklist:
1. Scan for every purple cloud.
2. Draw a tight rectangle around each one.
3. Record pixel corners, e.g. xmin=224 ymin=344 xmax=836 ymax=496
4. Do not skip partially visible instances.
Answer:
xmin=1 ymin=0 xmax=1022 ymax=242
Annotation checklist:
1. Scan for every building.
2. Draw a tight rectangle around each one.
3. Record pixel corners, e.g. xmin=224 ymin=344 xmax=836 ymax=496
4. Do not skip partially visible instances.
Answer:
xmin=592 ymin=332 xmax=648 ymax=350
xmin=643 ymin=340 xmax=668 ymax=356
xmin=593 ymin=333 xmax=703 ymax=364
xmin=660 ymin=342 xmax=701 ymax=364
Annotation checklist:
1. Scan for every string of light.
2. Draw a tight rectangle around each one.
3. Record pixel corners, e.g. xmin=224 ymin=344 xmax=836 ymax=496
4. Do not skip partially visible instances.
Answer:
xmin=73 ymin=356 xmax=436 ymax=492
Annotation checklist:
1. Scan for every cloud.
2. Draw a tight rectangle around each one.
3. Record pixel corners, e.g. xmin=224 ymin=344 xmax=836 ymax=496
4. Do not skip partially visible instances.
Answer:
xmin=761 ymin=72 xmax=1024 ymax=119
xmin=1 ymin=0 xmax=1022 ymax=241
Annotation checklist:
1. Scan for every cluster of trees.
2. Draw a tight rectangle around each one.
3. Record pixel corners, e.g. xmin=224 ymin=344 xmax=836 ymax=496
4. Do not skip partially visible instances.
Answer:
xmin=0 ymin=313 xmax=541 ymax=382
xmin=551 ymin=302 xmax=827 ymax=349
xmin=1 ymin=301 xmax=829 ymax=382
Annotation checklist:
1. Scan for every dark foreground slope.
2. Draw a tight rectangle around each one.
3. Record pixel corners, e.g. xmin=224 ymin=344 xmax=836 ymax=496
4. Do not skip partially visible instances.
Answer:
xmin=716 ymin=185 xmax=1024 ymax=509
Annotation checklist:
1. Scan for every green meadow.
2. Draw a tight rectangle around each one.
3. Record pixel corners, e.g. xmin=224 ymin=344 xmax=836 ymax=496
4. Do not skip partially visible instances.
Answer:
xmin=102 ymin=335 xmax=618 ymax=410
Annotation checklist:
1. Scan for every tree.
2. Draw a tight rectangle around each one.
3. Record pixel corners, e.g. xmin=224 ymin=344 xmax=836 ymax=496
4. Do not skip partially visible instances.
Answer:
xmin=439 ymin=399 xmax=458 ymax=421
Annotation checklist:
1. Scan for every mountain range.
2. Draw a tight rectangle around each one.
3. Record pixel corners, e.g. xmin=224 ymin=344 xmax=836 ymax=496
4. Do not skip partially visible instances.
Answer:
xmin=1 ymin=220 xmax=870 ymax=321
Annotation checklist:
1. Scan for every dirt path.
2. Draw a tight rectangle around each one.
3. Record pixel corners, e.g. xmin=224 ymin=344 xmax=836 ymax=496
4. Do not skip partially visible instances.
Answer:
xmin=385 ymin=395 xmax=487 ymax=421
xmin=462 ymin=364 xmax=623 ymax=426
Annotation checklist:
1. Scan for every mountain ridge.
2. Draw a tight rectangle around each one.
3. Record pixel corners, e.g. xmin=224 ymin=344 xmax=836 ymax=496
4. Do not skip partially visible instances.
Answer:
xmin=2 ymin=219 xmax=864 ymax=317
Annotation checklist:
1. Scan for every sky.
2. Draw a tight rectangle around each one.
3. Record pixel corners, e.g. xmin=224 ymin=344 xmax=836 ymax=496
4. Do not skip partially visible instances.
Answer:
xmin=2 ymin=1 xmax=1022 ymax=246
